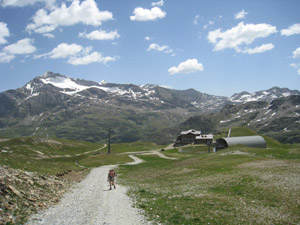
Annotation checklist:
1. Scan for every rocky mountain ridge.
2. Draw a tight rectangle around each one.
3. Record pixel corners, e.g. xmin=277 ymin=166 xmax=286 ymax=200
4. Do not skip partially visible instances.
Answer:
xmin=173 ymin=95 xmax=300 ymax=143
xmin=0 ymin=72 xmax=299 ymax=143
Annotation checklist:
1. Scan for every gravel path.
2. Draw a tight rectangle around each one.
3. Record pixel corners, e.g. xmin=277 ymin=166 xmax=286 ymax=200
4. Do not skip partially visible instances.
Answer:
xmin=26 ymin=162 xmax=151 ymax=225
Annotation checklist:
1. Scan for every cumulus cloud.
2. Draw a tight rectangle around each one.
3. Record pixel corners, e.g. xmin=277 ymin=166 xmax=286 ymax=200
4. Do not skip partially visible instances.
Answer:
xmin=242 ymin=43 xmax=274 ymax=54
xmin=48 ymin=43 xmax=83 ymax=59
xmin=234 ymin=9 xmax=248 ymax=19
xmin=0 ymin=52 xmax=15 ymax=63
xmin=68 ymin=52 xmax=116 ymax=65
xmin=33 ymin=25 xmax=56 ymax=34
xmin=35 ymin=42 xmax=116 ymax=65
xmin=281 ymin=24 xmax=300 ymax=36
xmin=207 ymin=22 xmax=277 ymax=53
xmin=79 ymin=30 xmax=120 ymax=40
xmin=292 ymin=47 xmax=300 ymax=59
xmin=147 ymin=43 xmax=168 ymax=52
xmin=0 ymin=38 xmax=36 ymax=63
xmin=152 ymin=0 xmax=164 ymax=7
xmin=0 ymin=22 xmax=10 ymax=44
xmin=1 ymin=0 xmax=56 ymax=8
xmin=3 ymin=38 xmax=36 ymax=55
xmin=130 ymin=7 xmax=166 ymax=21
xmin=26 ymin=0 xmax=113 ymax=34
xmin=147 ymin=43 xmax=174 ymax=55
xmin=168 ymin=59 xmax=204 ymax=75
xmin=145 ymin=36 xmax=152 ymax=41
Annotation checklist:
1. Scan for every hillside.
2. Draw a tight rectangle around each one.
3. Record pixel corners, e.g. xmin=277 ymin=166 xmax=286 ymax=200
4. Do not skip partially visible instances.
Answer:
xmin=1 ymin=130 xmax=300 ymax=224
xmin=0 ymin=136 xmax=161 ymax=224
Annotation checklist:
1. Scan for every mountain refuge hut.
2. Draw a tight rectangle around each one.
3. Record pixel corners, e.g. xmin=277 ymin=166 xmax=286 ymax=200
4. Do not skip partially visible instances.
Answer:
xmin=174 ymin=129 xmax=213 ymax=146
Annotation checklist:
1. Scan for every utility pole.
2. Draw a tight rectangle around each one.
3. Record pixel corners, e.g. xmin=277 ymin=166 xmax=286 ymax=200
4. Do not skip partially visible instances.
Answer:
xmin=108 ymin=128 xmax=111 ymax=154
xmin=207 ymin=142 xmax=211 ymax=153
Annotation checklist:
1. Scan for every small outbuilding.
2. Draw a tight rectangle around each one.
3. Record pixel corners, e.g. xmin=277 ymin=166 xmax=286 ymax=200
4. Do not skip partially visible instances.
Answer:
xmin=216 ymin=135 xmax=266 ymax=149
xmin=195 ymin=134 xmax=214 ymax=144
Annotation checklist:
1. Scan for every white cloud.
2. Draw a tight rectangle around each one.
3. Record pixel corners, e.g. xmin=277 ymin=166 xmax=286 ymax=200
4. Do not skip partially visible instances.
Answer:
xmin=193 ymin=15 xmax=200 ymax=25
xmin=207 ymin=22 xmax=277 ymax=53
xmin=33 ymin=25 xmax=56 ymax=34
xmin=36 ymin=42 xmax=116 ymax=65
xmin=168 ymin=59 xmax=204 ymax=75
xmin=0 ymin=22 xmax=10 ymax=44
xmin=79 ymin=30 xmax=120 ymax=40
xmin=203 ymin=21 xmax=214 ymax=30
xmin=289 ymin=63 xmax=299 ymax=69
xmin=26 ymin=0 xmax=113 ymax=34
xmin=289 ymin=61 xmax=300 ymax=75
xmin=68 ymin=52 xmax=116 ymax=65
xmin=151 ymin=0 xmax=164 ymax=7
xmin=281 ymin=24 xmax=300 ymax=36
xmin=145 ymin=36 xmax=152 ymax=41
xmin=48 ymin=43 xmax=83 ymax=59
xmin=164 ymin=49 xmax=174 ymax=54
xmin=43 ymin=33 xmax=55 ymax=39
xmin=130 ymin=7 xmax=166 ymax=21
xmin=234 ymin=9 xmax=248 ymax=20
xmin=3 ymin=38 xmax=36 ymax=55
xmin=147 ymin=43 xmax=168 ymax=52
xmin=0 ymin=52 xmax=15 ymax=63
xmin=1 ymin=0 xmax=56 ymax=8
xmin=292 ymin=47 xmax=300 ymax=59
xmin=242 ymin=43 xmax=274 ymax=54
xmin=147 ymin=43 xmax=174 ymax=55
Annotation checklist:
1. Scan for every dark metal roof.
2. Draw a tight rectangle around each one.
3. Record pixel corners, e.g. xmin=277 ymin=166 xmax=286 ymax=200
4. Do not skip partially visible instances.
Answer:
xmin=218 ymin=135 xmax=266 ymax=148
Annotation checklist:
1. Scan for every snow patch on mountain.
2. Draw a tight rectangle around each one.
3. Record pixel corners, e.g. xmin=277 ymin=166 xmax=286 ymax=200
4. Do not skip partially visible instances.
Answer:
xmin=40 ymin=75 xmax=137 ymax=97
xmin=41 ymin=76 xmax=88 ymax=93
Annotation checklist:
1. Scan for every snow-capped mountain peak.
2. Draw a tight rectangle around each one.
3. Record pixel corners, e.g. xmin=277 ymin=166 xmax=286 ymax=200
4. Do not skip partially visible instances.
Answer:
xmin=99 ymin=80 xmax=108 ymax=85
xmin=229 ymin=87 xmax=300 ymax=103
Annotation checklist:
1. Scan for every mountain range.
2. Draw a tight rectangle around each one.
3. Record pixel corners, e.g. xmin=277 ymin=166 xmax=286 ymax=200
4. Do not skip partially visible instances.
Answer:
xmin=0 ymin=72 xmax=299 ymax=144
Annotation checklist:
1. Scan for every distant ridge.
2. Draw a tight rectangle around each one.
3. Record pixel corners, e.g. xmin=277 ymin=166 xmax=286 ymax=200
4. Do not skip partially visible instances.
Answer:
xmin=0 ymin=71 xmax=299 ymax=143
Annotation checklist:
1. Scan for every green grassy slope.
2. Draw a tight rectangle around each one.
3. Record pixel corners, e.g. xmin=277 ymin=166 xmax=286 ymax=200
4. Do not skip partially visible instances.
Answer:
xmin=0 ymin=137 xmax=161 ymax=175
xmin=119 ymin=135 xmax=300 ymax=224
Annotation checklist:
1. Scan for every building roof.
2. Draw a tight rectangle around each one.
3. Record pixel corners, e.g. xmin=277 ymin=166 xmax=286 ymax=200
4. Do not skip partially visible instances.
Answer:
xmin=195 ymin=134 xmax=213 ymax=139
xmin=218 ymin=135 xmax=266 ymax=148
xmin=180 ymin=129 xmax=201 ymax=136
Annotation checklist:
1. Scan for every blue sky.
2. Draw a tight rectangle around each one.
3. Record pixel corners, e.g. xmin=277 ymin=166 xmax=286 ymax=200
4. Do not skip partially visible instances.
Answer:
xmin=0 ymin=0 xmax=299 ymax=96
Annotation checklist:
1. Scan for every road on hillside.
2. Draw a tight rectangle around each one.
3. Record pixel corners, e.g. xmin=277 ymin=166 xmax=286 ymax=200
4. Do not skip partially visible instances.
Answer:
xmin=26 ymin=155 xmax=150 ymax=225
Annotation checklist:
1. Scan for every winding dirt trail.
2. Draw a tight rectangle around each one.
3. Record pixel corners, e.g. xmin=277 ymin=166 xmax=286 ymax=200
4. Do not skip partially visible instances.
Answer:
xmin=26 ymin=157 xmax=150 ymax=225
xmin=119 ymin=144 xmax=177 ymax=160
xmin=26 ymin=148 xmax=175 ymax=225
